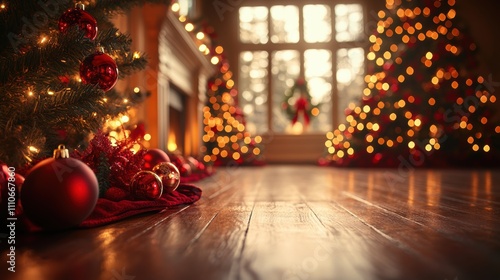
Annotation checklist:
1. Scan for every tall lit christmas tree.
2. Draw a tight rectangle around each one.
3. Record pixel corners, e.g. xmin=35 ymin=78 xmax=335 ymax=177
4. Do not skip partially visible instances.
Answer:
xmin=325 ymin=0 xmax=499 ymax=167
xmin=0 ymin=0 xmax=164 ymax=168
xmin=201 ymin=58 xmax=263 ymax=166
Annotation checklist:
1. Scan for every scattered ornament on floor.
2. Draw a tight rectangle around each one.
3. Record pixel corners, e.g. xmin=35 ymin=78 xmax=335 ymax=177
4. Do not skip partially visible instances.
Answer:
xmin=168 ymin=151 xmax=192 ymax=177
xmin=129 ymin=171 xmax=163 ymax=200
xmin=187 ymin=156 xmax=206 ymax=174
xmin=58 ymin=3 xmax=98 ymax=40
xmin=20 ymin=145 xmax=99 ymax=230
xmin=152 ymin=162 xmax=180 ymax=193
xmin=143 ymin=148 xmax=170 ymax=170
xmin=79 ymin=47 xmax=119 ymax=91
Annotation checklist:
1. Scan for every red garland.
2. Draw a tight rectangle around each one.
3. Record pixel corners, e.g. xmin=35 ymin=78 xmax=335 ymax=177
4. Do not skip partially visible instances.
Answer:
xmin=73 ymin=131 xmax=146 ymax=195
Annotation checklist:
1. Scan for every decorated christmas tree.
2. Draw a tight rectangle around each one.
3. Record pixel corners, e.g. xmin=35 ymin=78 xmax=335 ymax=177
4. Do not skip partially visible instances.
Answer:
xmin=0 ymin=0 xmax=165 ymax=169
xmin=201 ymin=57 xmax=263 ymax=166
xmin=0 ymin=1 xmax=206 ymax=233
xmin=324 ymin=0 xmax=500 ymax=167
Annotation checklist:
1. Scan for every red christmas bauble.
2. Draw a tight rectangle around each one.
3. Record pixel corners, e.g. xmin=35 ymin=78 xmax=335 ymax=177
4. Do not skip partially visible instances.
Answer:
xmin=130 ymin=171 xmax=163 ymax=200
xmin=20 ymin=145 xmax=99 ymax=230
xmin=152 ymin=162 xmax=180 ymax=193
xmin=58 ymin=6 xmax=98 ymax=40
xmin=1 ymin=164 xmax=25 ymax=219
xmin=143 ymin=149 xmax=170 ymax=170
xmin=80 ymin=50 xmax=118 ymax=92
xmin=180 ymin=163 xmax=192 ymax=177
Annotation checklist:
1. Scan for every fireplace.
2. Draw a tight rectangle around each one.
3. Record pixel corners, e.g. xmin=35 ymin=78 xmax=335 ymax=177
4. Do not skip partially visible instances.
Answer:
xmin=167 ymin=86 xmax=186 ymax=154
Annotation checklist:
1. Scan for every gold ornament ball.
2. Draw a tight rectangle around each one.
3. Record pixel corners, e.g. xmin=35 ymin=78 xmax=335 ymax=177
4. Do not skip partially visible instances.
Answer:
xmin=152 ymin=162 xmax=180 ymax=193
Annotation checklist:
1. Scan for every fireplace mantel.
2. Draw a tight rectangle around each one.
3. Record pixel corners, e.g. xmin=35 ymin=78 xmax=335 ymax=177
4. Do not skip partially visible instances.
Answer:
xmin=129 ymin=5 xmax=215 ymax=155
xmin=159 ymin=11 xmax=214 ymax=95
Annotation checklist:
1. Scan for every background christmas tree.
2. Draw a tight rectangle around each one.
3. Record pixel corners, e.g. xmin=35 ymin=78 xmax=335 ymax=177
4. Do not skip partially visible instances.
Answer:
xmin=324 ymin=0 xmax=500 ymax=167
xmin=0 ymin=0 xmax=165 ymax=169
xmin=201 ymin=58 xmax=263 ymax=166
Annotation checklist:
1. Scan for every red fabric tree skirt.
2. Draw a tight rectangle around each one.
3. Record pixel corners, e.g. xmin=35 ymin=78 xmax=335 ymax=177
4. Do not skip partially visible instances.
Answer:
xmin=19 ymin=184 xmax=202 ymax=232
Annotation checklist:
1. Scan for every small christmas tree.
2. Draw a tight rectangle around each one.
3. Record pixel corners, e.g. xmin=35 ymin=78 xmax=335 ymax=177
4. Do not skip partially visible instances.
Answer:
xmin=0 ymin=0 xmax=165 ymax=168
xmin=201 ymin=59 xmax=263 ymax=166
xmin=325 ymin=0 xmax=499 ymax=167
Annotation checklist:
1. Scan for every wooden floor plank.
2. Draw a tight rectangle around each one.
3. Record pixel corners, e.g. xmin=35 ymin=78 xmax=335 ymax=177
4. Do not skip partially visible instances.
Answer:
xmin=1 ymin=165 xmax=500 ymax=280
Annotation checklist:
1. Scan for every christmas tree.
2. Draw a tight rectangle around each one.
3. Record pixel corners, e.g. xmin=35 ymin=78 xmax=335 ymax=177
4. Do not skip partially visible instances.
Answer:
xmin=325 ymin=0 xmax=499 ymax=167
xmin=0 ymin=0 xmax=165 ymax=169
xmin=201 ymin=58 xmax=263 ymax=166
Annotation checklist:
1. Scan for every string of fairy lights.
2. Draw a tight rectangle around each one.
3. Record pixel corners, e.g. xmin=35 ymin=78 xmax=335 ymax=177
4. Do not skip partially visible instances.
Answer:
xmin=325 ymin=0 xmax=499 ymax=164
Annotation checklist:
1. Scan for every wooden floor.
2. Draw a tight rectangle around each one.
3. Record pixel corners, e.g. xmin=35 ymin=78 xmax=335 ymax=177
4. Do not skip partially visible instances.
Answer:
xmin=2 ymin=165 xmax=500 ymax=280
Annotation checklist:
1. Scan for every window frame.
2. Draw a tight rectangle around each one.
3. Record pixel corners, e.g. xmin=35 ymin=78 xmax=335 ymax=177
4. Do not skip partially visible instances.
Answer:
xmin=236 ymin=0 xmax=368 ymax=135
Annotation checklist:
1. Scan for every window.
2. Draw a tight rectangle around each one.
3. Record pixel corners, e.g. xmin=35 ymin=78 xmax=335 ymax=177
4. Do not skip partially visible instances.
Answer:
xmin=238 ymin=3 xmax=365 ymax=135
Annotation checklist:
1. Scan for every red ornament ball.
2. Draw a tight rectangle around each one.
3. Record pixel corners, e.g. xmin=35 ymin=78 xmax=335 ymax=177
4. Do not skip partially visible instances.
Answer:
xmin=20 ymin=145 xmax=99 ymax=230
xmin=152 ymin=162 xmax=180 ymax=193
xmin=58 ymin=6 xmax=98 ymax=40
xmin=143 ymin=149 xmax=170 ymax=170
xmin=80 ymin=50 xmax=118 ymax=92
xmin=180 ymin=163 xmax=192 ymax=177
xmin=130 ymin=171 xmax=163 ymax=200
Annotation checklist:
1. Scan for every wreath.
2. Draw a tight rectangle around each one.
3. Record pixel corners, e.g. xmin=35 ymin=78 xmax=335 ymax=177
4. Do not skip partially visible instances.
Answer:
xmin=281 ymin=78 xmax=318 ymax=126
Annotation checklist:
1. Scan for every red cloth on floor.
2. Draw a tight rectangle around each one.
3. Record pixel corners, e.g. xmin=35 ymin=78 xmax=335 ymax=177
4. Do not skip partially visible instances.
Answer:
xmin=19 ymin=184 xmax=201 ymax=232
xmin=80 ymin=184 xmax=201 ymax=228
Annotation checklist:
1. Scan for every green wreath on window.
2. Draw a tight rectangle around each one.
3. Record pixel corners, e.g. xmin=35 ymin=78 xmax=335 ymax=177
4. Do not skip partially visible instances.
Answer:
xmin=281 ymin=78 xmax=319 ymax=126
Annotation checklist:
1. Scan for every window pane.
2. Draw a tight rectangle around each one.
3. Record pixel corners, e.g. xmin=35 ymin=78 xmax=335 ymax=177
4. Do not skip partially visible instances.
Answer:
xmin=270 ymin=5 xmax=299 ymax=43
xmin=304 ymin=49 xmax=333 ymax=133
xmin=271 ymin=50 xmax=301 ymax=133
xmin=335 ymin=4 xmax=364 ymax=42
xmin=239 ymin=51 xmax=269 ymax=134
xmin=337 ymin=48 xmax=365 ymax=122
xmin=239 ymin=7 xmax=268 ymax=44
xmin=303 ymin=5 xmax=332 ymax=43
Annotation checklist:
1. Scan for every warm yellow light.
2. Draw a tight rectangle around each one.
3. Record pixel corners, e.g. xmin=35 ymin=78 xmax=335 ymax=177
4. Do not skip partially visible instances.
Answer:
xmin=39 ymin=36 xmax=48 ymax=44
xmin=47 ymin=90 xmax=55 ymax=95
xmin=185 ymin=23 xmax=194 ymax=32
xmin=366 ymin=135 xmax=374 ymax=143
xmin=120 ymin=115 xmax=130 ymax=123
xmin=199 ymin=44 xmax=208 ymax=52
xmin=472 ymin=144 xmax=479 ymax=152
xmin=211 ymin=56 xmax=220 ymax=65
xmin=144 ymin=134 xmax=152 ymax=141
xmin=484 ymin=145 xmax=491 ymax=152
xmin=408 ymin=141 xmax=415 ymax=149
xmin=372 ymin=123 xmax=380 ymax=131
xmin=28 ymin=146 xmax=40 ymax=153
xmin=367 ymin=146 xmax=374 ymax=153
xmin=171 ymin=3 xmax=180 ymax=12
xmin=133 ymin=52 xmax=141 ymax=59
xmin=196 ymin=32 xmax=205 ymax=40
xmin=337 ymin=150 xmax=345 ymax=158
